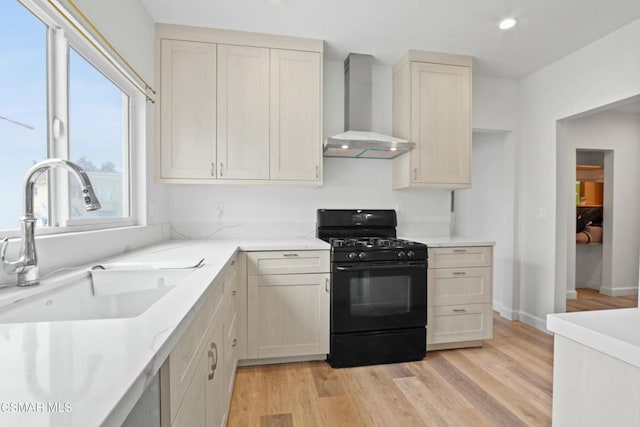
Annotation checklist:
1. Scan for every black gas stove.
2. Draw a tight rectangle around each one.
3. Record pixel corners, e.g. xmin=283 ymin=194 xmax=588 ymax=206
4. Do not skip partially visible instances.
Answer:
xmin=317 ymin=209 xmax=428 ymax=368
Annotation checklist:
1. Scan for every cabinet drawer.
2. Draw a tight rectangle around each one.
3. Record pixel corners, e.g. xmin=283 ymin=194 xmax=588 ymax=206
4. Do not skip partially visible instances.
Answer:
xmin=428 ymin=246 xmax=492 ymax=269
xmin=427 ymin=303 xmax=492 ymax=345
xmin=247 ymin=250 xmax=329 ymax=275
xmin=167 ymin=280 xmax=224 ymax=421
xmin=428 ymin=267 xmax=491 ymax=306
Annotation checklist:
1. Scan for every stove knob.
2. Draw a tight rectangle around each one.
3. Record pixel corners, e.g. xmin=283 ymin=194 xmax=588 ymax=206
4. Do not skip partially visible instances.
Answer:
xmin=407 ymin=250 xmax=415 ymax=258
xmin=348 ymin=252 xmax=358 ymax=260
xmin=358 ymin=252 xmax=367 ymax=260
xmin=398 ymin=251 xmax=406 ymax=258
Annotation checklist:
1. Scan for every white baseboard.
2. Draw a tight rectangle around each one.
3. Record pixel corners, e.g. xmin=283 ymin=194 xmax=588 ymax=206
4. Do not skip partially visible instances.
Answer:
xmin=493 ymin=301 xmax=517 ymax=320
xmin=566 ymin=290 xmax=577 ymax=300
xmin=599 ymin=286 xmax=639 ymax=297
xmin=518 ymin=311 xmax=550 ymax=334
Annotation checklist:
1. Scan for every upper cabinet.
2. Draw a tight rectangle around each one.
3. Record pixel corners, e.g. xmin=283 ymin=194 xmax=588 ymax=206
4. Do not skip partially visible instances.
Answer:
xmin=270 ymin=49 xmax=322 ymax=181
xmin=392 ymin=50 xmax=473 ymax=189
xmin=156 ymin=25 xmax=323 ymax=185
xmin=159 ymin=39 xmax=217 ymax=179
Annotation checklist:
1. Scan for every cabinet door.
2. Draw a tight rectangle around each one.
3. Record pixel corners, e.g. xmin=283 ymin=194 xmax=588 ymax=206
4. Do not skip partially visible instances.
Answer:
xmin=172 ymin=350 xmax=207 ymax=427
xmin=217 ymin=45 xmax=270 ymax=179
xmin=270 ymin=49 xmax=322 ymax=181
xmin=247 ymin=273 xmax=329 ymax=358
xmin=205 ymin=312 xmax=226 ymax=427
xmin=160 ymin=39 xmax=217 ymax=179
xmin=410 ymin=61 xmax=471 ymax=186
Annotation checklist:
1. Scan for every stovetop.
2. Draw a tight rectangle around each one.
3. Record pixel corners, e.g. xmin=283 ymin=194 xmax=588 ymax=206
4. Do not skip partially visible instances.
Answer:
xmin=328 ymin=237 xmax=427 ymax=263
xmin=330 ymin=237 xmax=424 ymax=250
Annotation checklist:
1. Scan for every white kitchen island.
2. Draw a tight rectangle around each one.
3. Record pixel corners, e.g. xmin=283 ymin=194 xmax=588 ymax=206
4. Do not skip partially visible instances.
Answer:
xmin=547 ymin=308 xmax=640 ymax=426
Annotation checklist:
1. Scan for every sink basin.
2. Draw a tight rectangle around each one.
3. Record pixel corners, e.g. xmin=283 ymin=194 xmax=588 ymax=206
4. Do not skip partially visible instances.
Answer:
xmin=0 ymin=268 xmax=197 ymax=323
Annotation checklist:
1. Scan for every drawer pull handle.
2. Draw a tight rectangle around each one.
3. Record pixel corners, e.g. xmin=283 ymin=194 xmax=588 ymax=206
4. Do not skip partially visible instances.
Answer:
xmin=283 ymin=253 xmax=299 ymax=257
xmin=452 ymin=272 xmax=466 ymax=276
xmin=325 ymin=277 xmax=330 ymax=293
xmin=208 ymin=342 xmax=218 ymax=380
xmin=231 ymin=290 xmax=237 ymax=296
xmin=231 ymin=260 xmax=236 ymax=266
xmin=232 ymin=338 xmax=237 ymax=347
xmin=452 ymin=308 xmax=467 ymax=313
xmin=452 ymin=249 xmax=467 ymax=253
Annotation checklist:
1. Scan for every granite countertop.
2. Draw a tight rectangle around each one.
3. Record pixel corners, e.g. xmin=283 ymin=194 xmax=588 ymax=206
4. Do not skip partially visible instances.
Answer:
xmin=547 ymin=308 xmax=640 ymax=368
xmin=0 ymin=238 xmax=329 ymax=427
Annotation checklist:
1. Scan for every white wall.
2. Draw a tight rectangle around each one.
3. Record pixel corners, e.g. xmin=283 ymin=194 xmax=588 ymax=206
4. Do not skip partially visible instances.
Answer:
xmin=518 ymin=19 xmax=640 ymax=329
xmin=455 ymin=132 xmax=516 ymax=318
xmin=568 ymin=112 xmax=640 ymax=296
xmin=166 ymin=60 xmax=453 ymax=238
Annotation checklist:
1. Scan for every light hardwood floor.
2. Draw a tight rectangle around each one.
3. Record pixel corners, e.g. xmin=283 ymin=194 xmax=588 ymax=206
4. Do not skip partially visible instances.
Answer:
xmin=228 ymin=314 xmax=553 ymax=427
xmin=566 ymin=288 xmax=638 ymax=312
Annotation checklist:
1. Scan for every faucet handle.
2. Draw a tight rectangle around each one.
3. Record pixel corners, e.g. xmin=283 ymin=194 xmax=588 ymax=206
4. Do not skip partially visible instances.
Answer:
xmin=1 ymin=238 xmax=24 ymax=274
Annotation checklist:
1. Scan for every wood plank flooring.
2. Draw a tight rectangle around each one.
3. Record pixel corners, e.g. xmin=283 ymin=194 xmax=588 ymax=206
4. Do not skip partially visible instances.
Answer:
xmin=566 ymin=288 xmax=638 ymax=312
xmin=228 ymin=314 xmax=553 ymax=427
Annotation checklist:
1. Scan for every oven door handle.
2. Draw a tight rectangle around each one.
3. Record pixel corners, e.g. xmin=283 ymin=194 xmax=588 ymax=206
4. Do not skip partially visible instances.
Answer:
xmin=335 ymin=263 xmax=426 ymax=272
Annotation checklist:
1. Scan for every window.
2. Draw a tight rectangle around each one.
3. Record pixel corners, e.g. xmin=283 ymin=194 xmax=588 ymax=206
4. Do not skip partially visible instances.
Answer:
xmin=0 ymin=1 xmax=48 ymax=229
xmin=0 ymin=0 xmax=138 ymax=233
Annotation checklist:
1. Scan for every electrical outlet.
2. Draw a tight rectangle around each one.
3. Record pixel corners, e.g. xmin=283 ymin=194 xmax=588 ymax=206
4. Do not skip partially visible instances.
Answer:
xmin=216 ymin=202 xmax=223 ymax=218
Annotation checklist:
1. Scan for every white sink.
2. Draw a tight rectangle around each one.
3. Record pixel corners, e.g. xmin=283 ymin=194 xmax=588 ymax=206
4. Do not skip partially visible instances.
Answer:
xmin=0 ymin=268 xmax=197 ymax=323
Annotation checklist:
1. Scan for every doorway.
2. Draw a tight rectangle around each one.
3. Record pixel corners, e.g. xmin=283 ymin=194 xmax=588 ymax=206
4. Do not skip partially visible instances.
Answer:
xmin=556 ymin=97 xmax=640 ymax=314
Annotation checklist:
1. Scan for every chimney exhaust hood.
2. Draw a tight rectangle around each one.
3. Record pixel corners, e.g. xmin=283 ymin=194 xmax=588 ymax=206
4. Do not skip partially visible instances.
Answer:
xmin=324 ymin=53 xmax=414 ymax=159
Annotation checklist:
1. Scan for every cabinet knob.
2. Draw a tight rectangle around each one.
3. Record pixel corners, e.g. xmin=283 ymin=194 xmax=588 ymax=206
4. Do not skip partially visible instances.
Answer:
xmin=211 ymin=162 xmax=215 ymax=177
xmin=315 ymin=165 xmax=319 ymax=179
xmin=219 ymin=162 xmax=224 ymax=177
xmin=231 ymin=290 xmax=237 ymax=296
xmin=232 ymin=338 xmax=237 ymax=347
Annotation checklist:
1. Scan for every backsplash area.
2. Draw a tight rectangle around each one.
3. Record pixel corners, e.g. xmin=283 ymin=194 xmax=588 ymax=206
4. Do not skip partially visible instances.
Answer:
xmin=167 ymin=157 xmax=452 ymax=239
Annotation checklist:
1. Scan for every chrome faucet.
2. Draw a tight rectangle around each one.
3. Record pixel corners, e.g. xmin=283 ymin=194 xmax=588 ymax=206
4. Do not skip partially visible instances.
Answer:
xmin=0 ymin=159 xmax=101 ymax=286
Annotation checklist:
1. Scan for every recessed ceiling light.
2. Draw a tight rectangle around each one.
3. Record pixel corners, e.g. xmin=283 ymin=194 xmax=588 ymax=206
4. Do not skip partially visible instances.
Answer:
xmin=499 ymin=17 xmax=518 ymax=30
xmin=390 ymin=147 xmax=398 ymax=152
xmin=341 ymin=144 xmax=349 ymax=150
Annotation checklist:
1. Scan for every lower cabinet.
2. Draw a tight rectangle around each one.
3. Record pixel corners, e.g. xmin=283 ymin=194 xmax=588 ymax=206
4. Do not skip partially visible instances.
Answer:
xmin=247 ymin=273 xmax=330 ymax=359
xmin=246 ymin=250 xmax=330 ymax=361
xmin=427 ymin=246 xmax=493 ymax=350
xmin=172 ymin=317 xmax=225 ymax=427
xmin=160 ymin=255 xmax=237 ymax=427
xmin=160 ymin=249 xmax=329 ymax=426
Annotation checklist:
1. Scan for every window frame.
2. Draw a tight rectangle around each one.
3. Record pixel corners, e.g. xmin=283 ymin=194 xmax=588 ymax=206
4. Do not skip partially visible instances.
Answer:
xmin=0 ymin=0 xmax=144 ymax=237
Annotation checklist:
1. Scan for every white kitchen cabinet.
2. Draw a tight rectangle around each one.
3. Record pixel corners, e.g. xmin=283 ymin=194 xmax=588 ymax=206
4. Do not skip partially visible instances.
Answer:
xmin=269 ymin=49 xmax=322 ymax=181
xmin=159 ymin=39 xmax=217 ymax=179
xmin=246 ymin=250 xmax=330 ymax=360
xmin=427 ymin=246 xmax=493 ymax=350
xmin=156 ymin=25 xmax=323 ymax=185
xmin=160 ymin=255 xmax=238 ymax=427
xmin=217 ymin=44 xmax=270 ymax=180
xmin=392 ymin=50 xmax=473 ymax=189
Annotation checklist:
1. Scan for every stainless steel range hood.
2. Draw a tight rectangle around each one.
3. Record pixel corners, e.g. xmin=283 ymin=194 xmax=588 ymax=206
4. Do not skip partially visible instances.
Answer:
xmin=324 ymin=53 xmax=414 ymax=159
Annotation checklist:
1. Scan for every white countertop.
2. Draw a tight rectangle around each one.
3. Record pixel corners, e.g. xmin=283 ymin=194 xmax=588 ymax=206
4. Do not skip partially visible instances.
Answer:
xmin=547 ymin=308 xmax=640 ymax=368
xmin=401 ymin=236 xmax=496 ymax=247
xmin=0 ymin=238 xmax=328 ymax=427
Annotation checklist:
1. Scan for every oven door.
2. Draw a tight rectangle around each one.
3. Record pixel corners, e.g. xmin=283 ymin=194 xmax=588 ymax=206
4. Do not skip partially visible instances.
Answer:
xmin=331 ymin=261 xmax=427 ymax=333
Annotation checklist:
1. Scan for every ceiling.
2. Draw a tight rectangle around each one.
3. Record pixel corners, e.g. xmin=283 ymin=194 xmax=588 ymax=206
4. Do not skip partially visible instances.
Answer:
xmin=141 ymin=0 xmax=640 ymax=79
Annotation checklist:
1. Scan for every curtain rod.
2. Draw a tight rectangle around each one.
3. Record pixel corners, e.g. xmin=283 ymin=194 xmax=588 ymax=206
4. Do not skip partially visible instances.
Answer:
xmin=45 ymin=0 xmax=156 ymax=103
